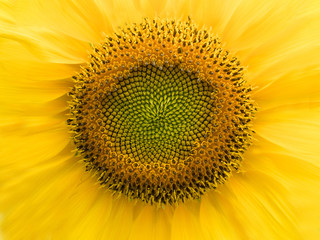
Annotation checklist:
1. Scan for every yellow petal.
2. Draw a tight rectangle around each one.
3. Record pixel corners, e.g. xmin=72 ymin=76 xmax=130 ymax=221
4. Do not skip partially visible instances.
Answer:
xmin=200 ymin=194 xmax=243 ymax=240
xmin=0 ymin=154 xmax=125 ymax=239
xmin=0 ymin=124 xmax=72 ymax=191
xmin=209 ymin=172 xmax=300 ymax=239
xmin=128 ymin=205 xmax=172 ymax=240
xmin=1 ymin=24 xmax=89 ymax=64
xmin=171 ymin=201 xmax=209 ymax=240
xmin=4 ymin=0 xmax=108 ymax=43
xmin=254 ymin=103 xmax=320 ymax=166
xmin=243 ymin=137 xmax=320 ymax=239
xmin=254 ymin=67 xmax=320 ymax=109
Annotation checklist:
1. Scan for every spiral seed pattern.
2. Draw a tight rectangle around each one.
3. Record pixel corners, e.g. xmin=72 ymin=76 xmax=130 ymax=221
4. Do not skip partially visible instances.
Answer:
xmin=68 ymin=18 xmax=256 ymax=205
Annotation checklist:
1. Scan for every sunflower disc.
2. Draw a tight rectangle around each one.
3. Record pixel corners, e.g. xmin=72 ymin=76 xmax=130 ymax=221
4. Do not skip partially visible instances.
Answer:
xmin=68 ymin=18 xmax=256 ymax=205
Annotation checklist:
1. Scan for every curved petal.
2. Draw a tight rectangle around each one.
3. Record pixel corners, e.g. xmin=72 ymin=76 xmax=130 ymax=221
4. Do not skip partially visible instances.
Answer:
xmin=0 ymin=152 xmax=134 ymax=240
xmin=128 ymin=205 xmax=172 ymax=240
xmin=4 ymin=0 xmax=109 ymax=43
xmin=254 ymin=103 xmax=320 ymax=167
xmin=171 ymin=201 xmax=209 ymax=240
xmin=0 ymin=25 xmax=89 ymax=64
xmin=254 ymin=67 xmax=320 ymax=109
xmin=201 ymin=171 xmax=300 ymax=240
xmin=243 ymin=137 xmax=320 ymax=239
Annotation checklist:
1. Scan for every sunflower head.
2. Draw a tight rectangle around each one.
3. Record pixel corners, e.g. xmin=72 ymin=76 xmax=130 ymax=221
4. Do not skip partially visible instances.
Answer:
xmin=2 ymin=0 xmax=320 ymax=239
xmin=67 ymin=18 xmax=256 ymax=205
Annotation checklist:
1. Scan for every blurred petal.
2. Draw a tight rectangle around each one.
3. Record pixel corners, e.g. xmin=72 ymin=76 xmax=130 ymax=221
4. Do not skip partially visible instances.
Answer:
xmin=254 ymin=103 xmax=320 ymax=166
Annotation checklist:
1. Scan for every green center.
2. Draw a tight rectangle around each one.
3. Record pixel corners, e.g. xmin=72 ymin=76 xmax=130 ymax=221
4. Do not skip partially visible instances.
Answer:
xmin=102 ymin=64 xmax=215 ymax=164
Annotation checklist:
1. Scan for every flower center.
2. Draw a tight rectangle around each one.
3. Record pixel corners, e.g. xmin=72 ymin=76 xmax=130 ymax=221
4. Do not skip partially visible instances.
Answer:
xmin=68 ymin=18 xmax=256 ymax=205
xmin=103 ymin=65 xmax=215 ymax=164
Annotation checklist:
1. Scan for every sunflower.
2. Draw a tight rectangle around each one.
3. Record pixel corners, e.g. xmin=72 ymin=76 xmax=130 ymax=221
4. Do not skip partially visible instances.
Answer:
xmin=1 ymin=0 xmax=320 ymax=239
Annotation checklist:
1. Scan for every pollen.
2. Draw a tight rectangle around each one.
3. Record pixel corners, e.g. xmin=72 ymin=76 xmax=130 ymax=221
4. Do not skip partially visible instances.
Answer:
xmin=68 ymin=18 xmax=256 ymax=205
